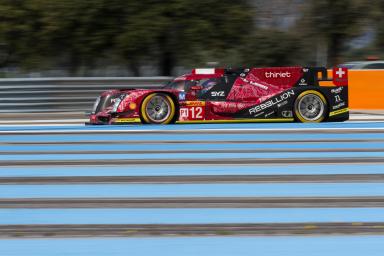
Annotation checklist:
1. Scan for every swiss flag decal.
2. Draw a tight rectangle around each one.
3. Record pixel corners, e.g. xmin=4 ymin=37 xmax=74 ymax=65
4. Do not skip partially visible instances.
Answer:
xmin=333 ymin=67 xmax=348 ymax=86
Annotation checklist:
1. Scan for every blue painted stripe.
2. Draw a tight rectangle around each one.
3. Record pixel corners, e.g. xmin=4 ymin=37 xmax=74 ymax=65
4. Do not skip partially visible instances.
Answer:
xmin=2 ymin=183 xmax=384 ymax=198
xmin=1 ymin=236 xmax=384 ymax=256
xmin=2 ymin=133 xmax=384 ymax=143
xmin=1 ymin=142 xmax=383 ymax=152
xmin=1 ymin=208 xmax=384 ymax=225
xmin=1 ymin=151 xmax=383 ymax=161
xmin=1 ymin=120 xmax=384 ymax=132
xmin=0 ymin=164 xmax=383 ymax=177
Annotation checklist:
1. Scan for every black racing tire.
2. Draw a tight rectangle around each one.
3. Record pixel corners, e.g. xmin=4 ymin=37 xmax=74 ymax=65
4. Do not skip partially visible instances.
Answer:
xmin=294 ymin=90 xmax=327 ymax=123
xmin=140 ymin=93 xmax=176 ymax=124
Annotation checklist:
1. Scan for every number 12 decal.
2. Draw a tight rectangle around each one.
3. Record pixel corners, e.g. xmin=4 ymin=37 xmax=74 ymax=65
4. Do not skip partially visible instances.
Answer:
xmin=179 ymin=106 xmax=205 ymax=121
xmin=190 ymin=106 xmax=203 ymax=119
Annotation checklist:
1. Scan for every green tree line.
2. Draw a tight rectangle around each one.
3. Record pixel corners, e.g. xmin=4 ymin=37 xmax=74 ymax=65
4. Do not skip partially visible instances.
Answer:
xmin=0 ymin=0 xmax=382 ymax=76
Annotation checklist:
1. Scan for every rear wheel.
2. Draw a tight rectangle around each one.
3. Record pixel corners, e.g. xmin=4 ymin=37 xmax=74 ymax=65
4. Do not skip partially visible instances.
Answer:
xmin=294 ymin=90 xmax=327 ymax=123
xmin=140 ymin=93 xmax=176 ymax=124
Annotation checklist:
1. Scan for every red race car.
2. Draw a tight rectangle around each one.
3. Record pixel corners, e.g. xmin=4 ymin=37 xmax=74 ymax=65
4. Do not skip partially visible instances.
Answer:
xmin=88 ymin=67 xmax=348 ymax=124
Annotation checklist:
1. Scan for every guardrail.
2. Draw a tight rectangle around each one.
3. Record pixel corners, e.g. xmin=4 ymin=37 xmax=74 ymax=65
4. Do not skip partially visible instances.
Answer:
xmin=0 ymin=77 xmax=171 ymax=113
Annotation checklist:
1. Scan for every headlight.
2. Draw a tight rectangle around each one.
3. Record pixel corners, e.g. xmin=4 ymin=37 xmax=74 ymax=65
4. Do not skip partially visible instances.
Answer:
xmin=92 ymin=96 xmax=101 ymax=114
xmin=112 ymin=98 xmax=122 ymax=113
xmin=111 ymin=94 xmax=126 ymax=113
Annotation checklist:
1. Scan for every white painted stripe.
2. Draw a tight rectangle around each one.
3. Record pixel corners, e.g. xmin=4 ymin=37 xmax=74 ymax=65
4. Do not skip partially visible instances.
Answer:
xmin=0 ymin=114 xmax=381 ymax=127
xmin=349 ymin=115 xmax=384 ymax=120
xmin=0 ymin=119 xmax=87 ymax=124
xmin=1 ymin=126 xmax=384 ymax=134
xmin=0 ymin=124 xmax=84 ymax=127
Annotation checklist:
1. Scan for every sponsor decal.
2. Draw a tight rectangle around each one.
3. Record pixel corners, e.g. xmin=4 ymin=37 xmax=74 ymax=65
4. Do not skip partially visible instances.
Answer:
xmin=335 ymin=68 xmax=346 ymax=78
xmin=178 ymin=91 xmax=186 ymax=101
xmin=332 ymin=102 xmax=346 ymax=110
xmin=277 ymin=100 xmax=288 ymax=108
xmin=298 ymin=68 xmax=309 ymax=85
xmin=298 ymin=78 xmax=307 ymax=86
xmin=185 ymin=101 xmax=205 ymax=107
xmin=114 ymin=118 xmax=140 ymax=123
xmin=329 ymin=108 xmax=349 ymax=117
xmin=265 ymin=71 xmax=291 ymax=78
xmin=252 ymin=111 xmax=265 ymax=118
xmin=211 ymin=91 xmax=225 ymax=97
xmin=331 ymin=87 xmax=343 ymax=94
xmin=240 ymin=77 xmax=268 ymax=90
xmin=249 ymin=90 xmax=295 ymax=115
xmin=333 ymin=67 xmax=348 ymax=86
xmin=265 ymin=111 xmax=275 ymax=118
xmin=334 ymin=95 xmax=342 ymax=103
xmin=282 ymin=110 xmax=293 ymax=118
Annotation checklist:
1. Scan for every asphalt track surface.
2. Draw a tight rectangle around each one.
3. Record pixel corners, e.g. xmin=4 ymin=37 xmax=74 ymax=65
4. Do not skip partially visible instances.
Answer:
xmin=2 ymin=223 xmax=384 ymax=237
xmin=1 ymin=117 xmax=384 ymax=255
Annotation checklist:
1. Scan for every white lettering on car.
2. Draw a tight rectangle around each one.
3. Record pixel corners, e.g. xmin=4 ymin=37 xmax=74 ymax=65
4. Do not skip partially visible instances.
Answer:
xmin=282 ymin=111 xmax=293 ymax=118
xmin=331 ymin=87 xmax=343 ymax=94
xmin=240 ymin=77 xmax=269 ymax=90
xmin=249 ymin=90 xmax=295 ymax=115
xmin=334 ymin=95 xmax=342 ymax=103
xmin=179 ymin=106 xmax=204 ymax=120
xmin=265 ymin=71 xmax=291 ymax=78
xmin=211 ymin=91 xmax=225 ymax=97
xmin=332 ymin=102 xmax=346 ymax=110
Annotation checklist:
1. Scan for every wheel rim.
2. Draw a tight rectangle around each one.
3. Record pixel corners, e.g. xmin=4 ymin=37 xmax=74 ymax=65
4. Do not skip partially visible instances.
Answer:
xmin=145 ymin=95 xmax=171 ymax=123
xmin=298 ymin=94 xmax=325 ymax=121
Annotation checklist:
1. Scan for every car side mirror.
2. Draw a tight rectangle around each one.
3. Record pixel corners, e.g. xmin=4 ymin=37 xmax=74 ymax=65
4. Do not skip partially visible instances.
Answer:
xmin=191 ymin=85 xmax=203 ymax=90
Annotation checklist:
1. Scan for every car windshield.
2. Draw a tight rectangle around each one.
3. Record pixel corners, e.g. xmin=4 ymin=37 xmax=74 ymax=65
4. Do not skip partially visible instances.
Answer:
xmin=163 ymin=79 xmax=199 ymax=91
xmin=164 ymin=80 xmax=185 ymax=91
xmin=93 ymin=93 xmax=122 ymax=113
xmin=163 ymin=80 xmax=185 ymax=90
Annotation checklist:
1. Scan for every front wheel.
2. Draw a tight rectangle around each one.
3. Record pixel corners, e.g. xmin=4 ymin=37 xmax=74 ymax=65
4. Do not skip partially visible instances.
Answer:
xmin=294 ymin=90 xmax=327 ymax=123
xmin=140 ymin=93 xmax=176 ymax=124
